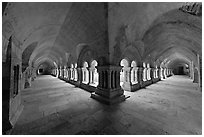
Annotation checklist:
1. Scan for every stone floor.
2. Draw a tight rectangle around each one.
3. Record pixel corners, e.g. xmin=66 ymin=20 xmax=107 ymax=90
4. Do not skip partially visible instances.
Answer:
xmin=11 ymin=75 xmax=202 ymax=135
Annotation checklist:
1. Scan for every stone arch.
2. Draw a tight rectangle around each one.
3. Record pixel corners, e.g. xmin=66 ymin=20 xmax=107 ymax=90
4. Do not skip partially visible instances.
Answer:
xmin=77 ymin=45 xmax=97 ymax=68
xmin=22 ymin=42 xmax=38 ymax=72
xmin=142 ymin=9 xmax=201 ymax=72
xmin=117 ymin=45 xmax=142 ymax=66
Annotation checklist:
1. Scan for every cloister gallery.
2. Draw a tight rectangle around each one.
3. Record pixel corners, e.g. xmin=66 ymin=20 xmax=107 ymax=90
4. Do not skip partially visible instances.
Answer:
xmin=2 ymin=2 xmax=202 ymax=135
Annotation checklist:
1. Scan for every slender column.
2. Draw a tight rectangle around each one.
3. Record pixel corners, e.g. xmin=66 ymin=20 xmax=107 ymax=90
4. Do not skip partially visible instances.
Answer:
xmin=89 ymin=68 xmax=95 ymax=84
xmin=163 ymin=68 xmax=167 ymax=79
xmin=131 ymin=67 xmax=138 ymax=84
xmin=87 ymin=69 xmax=91 ymax=84
xmin=147 ymin=67 xmax=151 ymax=80
xmin=142 ymin=67 xmax=147 ymax=81
xmin=159 ymin=67 xmax=164 ymax=79
xmin=68 ymin=68 xmax=71 ymax=80
xmin=91 ymin=66 xmax=126 ymax=105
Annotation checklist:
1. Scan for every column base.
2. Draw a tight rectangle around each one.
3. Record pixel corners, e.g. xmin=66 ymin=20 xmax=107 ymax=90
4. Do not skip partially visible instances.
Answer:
xmin=91 ymin=87 xmax=129 ymax=105
xmin=130 ymin=83 xmax=140 ymax=92
xmin=91 ymin=93 xmax=128 ymax=105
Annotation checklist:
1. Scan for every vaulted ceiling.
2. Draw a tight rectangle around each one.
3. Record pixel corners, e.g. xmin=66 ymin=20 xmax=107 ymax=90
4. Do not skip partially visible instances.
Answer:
xmin=2 ymin=2 xmax=202 ymax=70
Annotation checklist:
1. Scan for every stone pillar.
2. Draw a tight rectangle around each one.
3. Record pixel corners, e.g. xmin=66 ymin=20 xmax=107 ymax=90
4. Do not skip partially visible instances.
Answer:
xmin=138 ymin=67 xmax=144 ymax=86
xmin=91 ymin=66 xmax=127 ymax=105
xmin=163 ymin=68 xmax=167 ymax=79
xmin=56 ymin=68 xmax=59 ymax=78
xmin=89 ymin=68 xmax=95 ymax=84
xmin=147 ymin=67 xmax=151 ymax=80
xmin=150 ymin=68 xmax=154 ymax=80
xmin=190 ymin=61 xmax=194 ymax=79
xmin=74 ymin=68 xmax=78 ymax=81
xmin=88 ymin=68 xmax=91 ymax=84
xmin=167 ymin=68 xmax=169 ymax=76
xmin=159 ymin=67 xmax=164 ymax=79
xmin=131 ymin=67 xmax=138 ymax=84
xmin=70 ymin=68 xmax=73 ymax=80
xmin=143 ymin=67 xmax=147 ymax=82
xmin=122 ymin=67 xmax=132 ymax=91
xmin=67 ymin=68 xmax=71 ymax=80
xmin=76 ymin=68 xmax=82 ymax=86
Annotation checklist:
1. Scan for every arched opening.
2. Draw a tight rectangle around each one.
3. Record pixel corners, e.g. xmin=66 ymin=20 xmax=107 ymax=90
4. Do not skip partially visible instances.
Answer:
xmin=63 ymin=66 xmax=68 ymax=79
xmin=82 ymin=62 xmax=89 ymax=84
xmin=143 ymin=62 xmax=147 ymax=81
xmin=38 ymin=68 xmax=44 ymax=75
xmin=120 ymin=59 xmax=129 ymax=87
xmin=154 ymin=65 xmax=158 ymax=78
xmin=70 ymin=64 xmax=74 ymax=80
xmin=37 ymin=62 xmax=53 ymax=76
xmin=89 ymin=60 xmax=98 ymax=87
xmin=130 ymin=61 xmax=138 ymax=84
xmin=147 ymin=63 xmax=151 ymax=80
xmin=172 ymin=63 xmax=190 ymax=76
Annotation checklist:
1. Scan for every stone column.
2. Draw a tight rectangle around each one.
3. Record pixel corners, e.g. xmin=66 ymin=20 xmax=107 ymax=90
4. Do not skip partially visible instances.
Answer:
xmin=150 ymin=68 xmax=154 ymax=80
xmin=159 ymin=67 xmax=164 ymax=79
xmin=76 ymin=68 xmax=82 ymax=86
xmin=143 ymin=67 xmax=147 ymax=82
xmin=89 ymin=68 xmax=95 ymax=84
xmin=59 ymin=67 xmax=62 ymax=78
xmin=138 ymin=67 xmax=144 ymax=86
xmin=163 ymin=68 xmax=167 ymax=79
xmin=190 ymin=61 xmax=194 ymax=79
xmin=91 ymin=66 xmax=127 ymax=105
xmin=131 ymin=67 xmax=138 ymax=84
xmin=74 ymin=68 xmax=78 ymax=81
xmin=122 ymin=67 xmax=132 ymax=91
xmin=88 ymin=68 xmax=91 ymax=84
xmin=67 ymin=68 xmax=71 ymax=80
xmin=147 ymin=67 xmax=151 ymax=80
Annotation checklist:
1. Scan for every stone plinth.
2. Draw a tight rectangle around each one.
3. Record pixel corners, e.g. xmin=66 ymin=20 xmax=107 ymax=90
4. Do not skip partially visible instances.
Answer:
xmin=91 ymin=66 xmax=128 ymax=105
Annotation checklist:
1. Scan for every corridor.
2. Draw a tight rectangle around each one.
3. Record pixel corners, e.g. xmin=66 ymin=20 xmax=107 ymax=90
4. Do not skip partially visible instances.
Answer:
xmin=11 ymin=75 xmax=201 ymax=135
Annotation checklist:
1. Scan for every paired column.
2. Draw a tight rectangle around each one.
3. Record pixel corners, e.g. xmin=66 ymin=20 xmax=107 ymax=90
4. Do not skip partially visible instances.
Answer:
xmin=147 ymin=67 xmax=151 ymax=80
xmin=91 ymin=66 xmax=126 ymax=105
xmin=131 ymin=67 xmax=138 ymax=84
